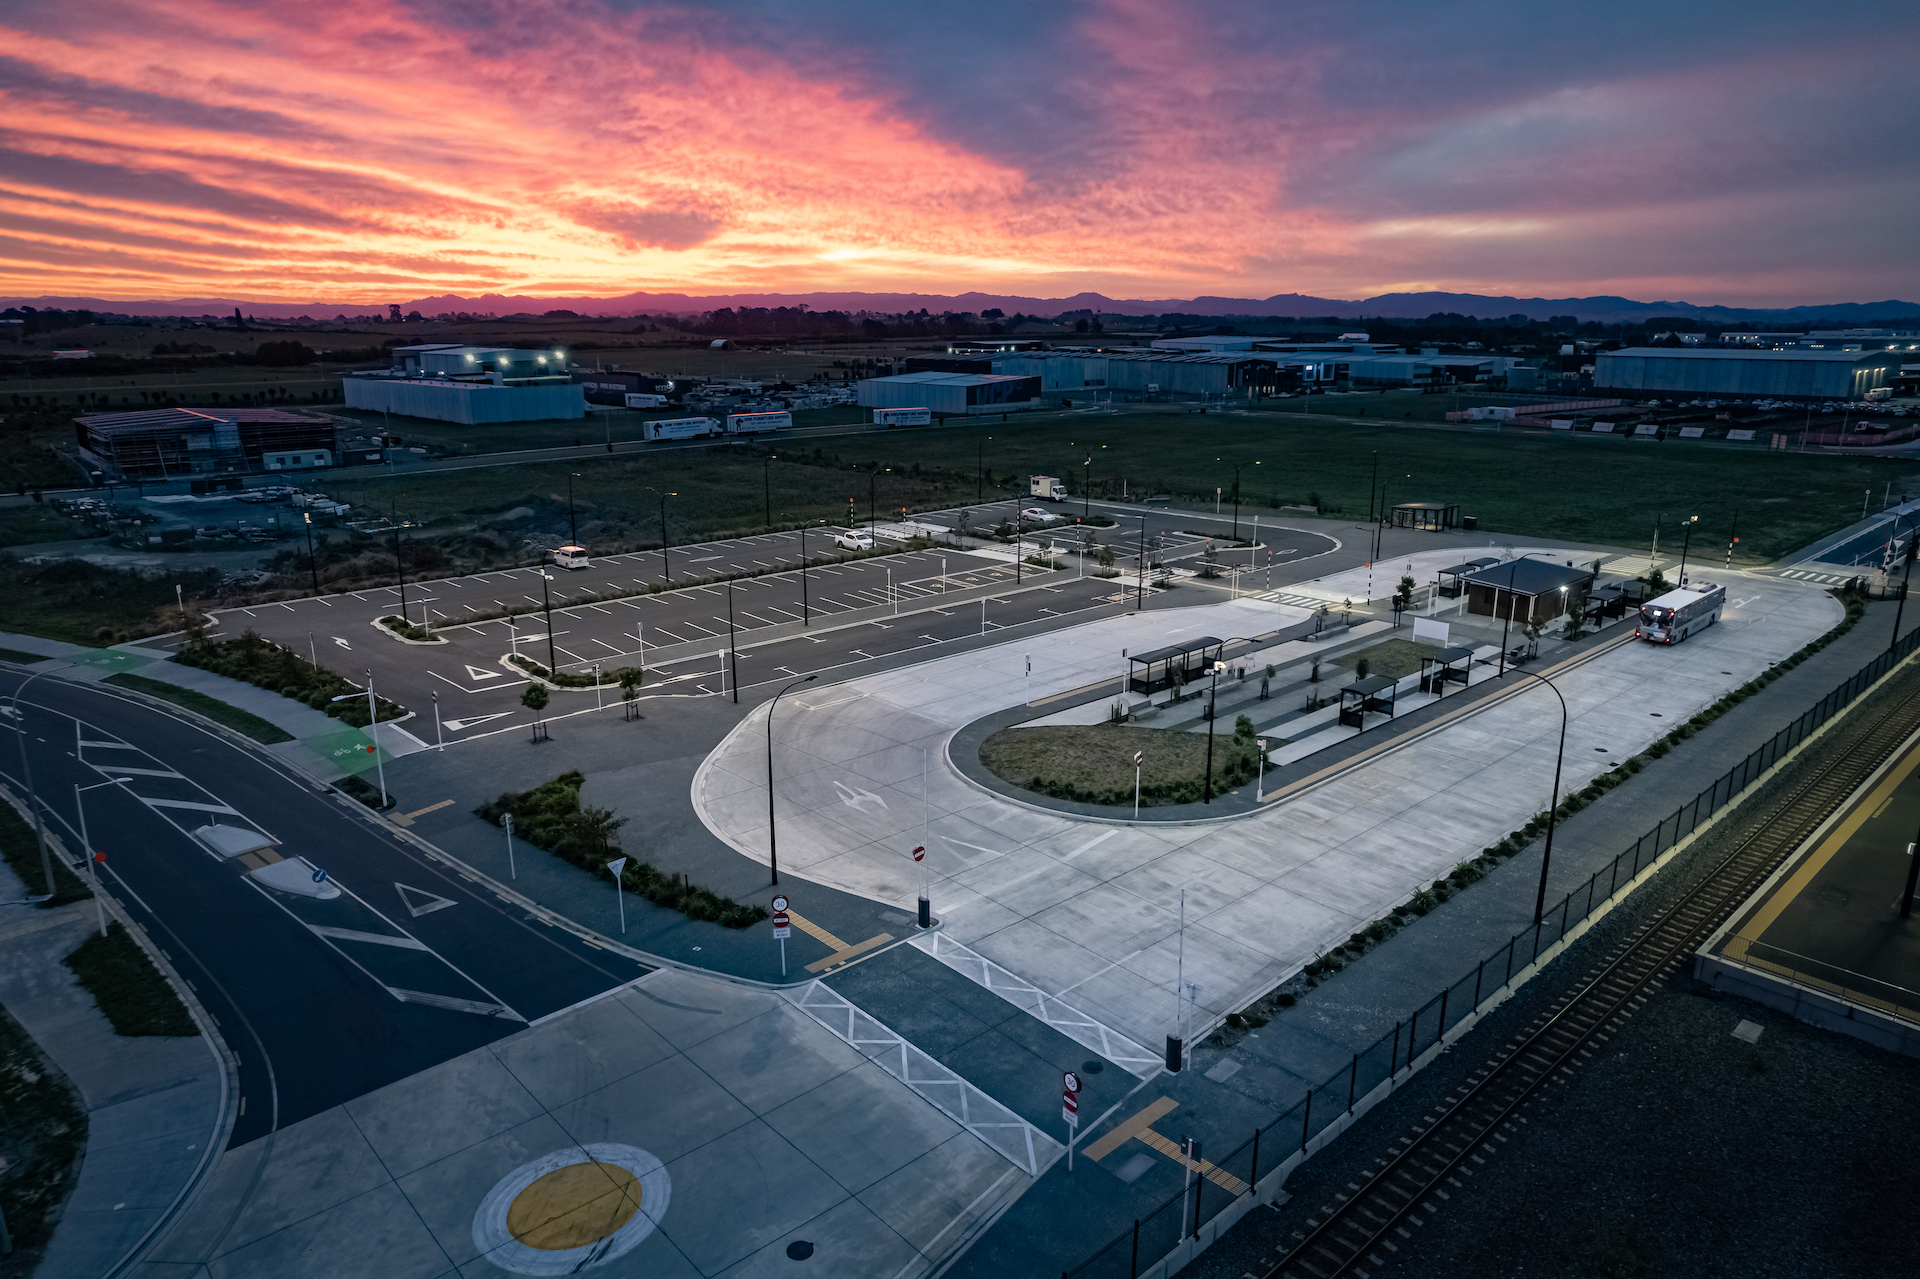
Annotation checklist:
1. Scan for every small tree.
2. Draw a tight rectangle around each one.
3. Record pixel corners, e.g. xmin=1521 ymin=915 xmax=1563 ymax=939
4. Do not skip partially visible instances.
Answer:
xmin=521 ymin=682 xmax=549 ymax=741
xmin=1395 ymin=575 xmax=1416 ymax=615
xmin=1199 ymin=540 xmax=1220 ymax=578
xmin=1645 ymin=568 xmax=1669 ymax=594
xmin=1356 ymin=657 xmax=1371 ymax=681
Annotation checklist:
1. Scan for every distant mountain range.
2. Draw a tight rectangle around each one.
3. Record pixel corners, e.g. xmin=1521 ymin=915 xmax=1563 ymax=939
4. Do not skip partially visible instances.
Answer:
xmin=6 ymin=289 xmax=1918 ymax=326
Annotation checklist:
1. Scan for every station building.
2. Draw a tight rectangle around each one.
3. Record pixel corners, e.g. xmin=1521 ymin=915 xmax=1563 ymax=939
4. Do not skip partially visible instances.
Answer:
xmin=1593 ymin=347 xmax=1904 ymax=401
xmin=855 ymin=371 xmax=1042 ymax=416
xmin=343 ymin=344 xmax=585 ymax=424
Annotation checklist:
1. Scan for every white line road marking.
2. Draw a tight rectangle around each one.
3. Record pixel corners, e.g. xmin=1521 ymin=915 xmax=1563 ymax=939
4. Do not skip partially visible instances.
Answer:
xmin=464 ymin=665 xmax=506 ymax=680
xmin=1065 ymin=829 xmax=1119 ymax=858
xmin=308 ymin=925 xmax=430 ymax=950
xmin=333 ymin=637 xmax=351 ymax=649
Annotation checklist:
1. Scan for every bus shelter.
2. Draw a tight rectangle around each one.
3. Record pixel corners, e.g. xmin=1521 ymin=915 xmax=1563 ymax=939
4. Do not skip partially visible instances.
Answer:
xmin=1436 ymin=556 xmax=1500 ymax=598
xmin=1388 ymin=500 xmax=1461 ymax=531
xmin=1418 ymin=646 xmax=1474 ymax=696
xmin=1338 ymin=674 xmax=1399 ymax=730
xmin=1461 ymin=558 xmax=1597 ymax=623
xmin=1127 ymin=636 xmax=1223 ymax=696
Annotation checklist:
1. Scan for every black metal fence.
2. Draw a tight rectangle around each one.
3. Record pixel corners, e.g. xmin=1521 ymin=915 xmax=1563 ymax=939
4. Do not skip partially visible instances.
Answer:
xmin=1065 ymin=622 xmax=1920 ymax=1279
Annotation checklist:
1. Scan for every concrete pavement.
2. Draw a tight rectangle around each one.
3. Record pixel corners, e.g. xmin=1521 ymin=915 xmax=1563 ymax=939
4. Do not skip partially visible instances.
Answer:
xmin=137 ymin=967 xmax=1051 ymax=1278
xmin=691 ymin=572 xmax=1840 ymax=1076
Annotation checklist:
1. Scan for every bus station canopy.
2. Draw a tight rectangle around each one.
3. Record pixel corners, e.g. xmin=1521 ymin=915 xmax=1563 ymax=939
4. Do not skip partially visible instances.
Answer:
xmin=1127 ymin=636 xmax=1223 ymax=695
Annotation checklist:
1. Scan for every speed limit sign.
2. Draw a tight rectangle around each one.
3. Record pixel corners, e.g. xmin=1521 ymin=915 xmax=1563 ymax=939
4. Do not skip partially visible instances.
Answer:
xmin=771 ymin=895 xmax=791 ymax=939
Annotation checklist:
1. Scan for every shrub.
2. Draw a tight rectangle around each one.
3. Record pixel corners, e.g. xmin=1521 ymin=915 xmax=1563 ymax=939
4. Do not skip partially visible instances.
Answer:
xmin=173 ymin=630 xmax=403 ymax=726
xmin=478 ymin=773 xmax=765 ymax=928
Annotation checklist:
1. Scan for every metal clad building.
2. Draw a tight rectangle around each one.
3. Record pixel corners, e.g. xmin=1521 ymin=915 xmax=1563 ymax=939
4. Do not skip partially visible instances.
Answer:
xmin=343 ymin=377 xmax=585 ymax=424
xmin=855 ymin=371 xmax=1041 ymax=415
xmin=1593 ymin=347 xmax=1902 ymax=400
xmin=991 ymin=354 xmax=1112 ymax=390
xmin=74 ymin=407 xmax=339 ymax=480
xmin=1100 ymin=352 xmax=1281 ymax=397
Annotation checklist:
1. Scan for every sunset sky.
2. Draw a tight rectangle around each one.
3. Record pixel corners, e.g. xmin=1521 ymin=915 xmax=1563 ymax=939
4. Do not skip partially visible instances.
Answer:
xmin=3 ymin=0 xmax=1915 ymax=308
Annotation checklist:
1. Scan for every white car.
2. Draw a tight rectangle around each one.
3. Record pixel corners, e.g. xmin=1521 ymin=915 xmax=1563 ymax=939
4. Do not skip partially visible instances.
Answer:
xmin=833 ymin=530 xmax=873 ymax=551
xmin=1018 ymin=507 xmax=1063 ymax=524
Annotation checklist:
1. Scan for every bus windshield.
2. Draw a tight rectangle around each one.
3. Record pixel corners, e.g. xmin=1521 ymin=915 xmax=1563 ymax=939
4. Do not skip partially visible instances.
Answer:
xmin=1643 ymin=607 xmax=1671 ymax=623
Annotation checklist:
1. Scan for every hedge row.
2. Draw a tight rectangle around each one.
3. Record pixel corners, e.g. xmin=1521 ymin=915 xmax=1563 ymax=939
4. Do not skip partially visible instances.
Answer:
xmin=173 ymin=630 xmax=405 ymax=726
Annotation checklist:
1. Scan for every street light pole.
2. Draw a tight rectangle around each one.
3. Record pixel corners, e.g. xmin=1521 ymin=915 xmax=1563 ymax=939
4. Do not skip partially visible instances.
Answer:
xmin=726 ymin=580 xmax=740 ymax=704
xmin=566 ymin=472 xmax=579 ymax=545
xmin=766 ymin=675 xmax=817 ymax=887
xmin=304 ymin=511 xmax=319 ymax=593
xmin=392 ymin=516 xmax=409 ymax=625
xmin=1137 ymin=514 xmax=1147 ymax=610
xmin=8 ymin=668 xmax=58 ymax=901
xmin=1507 ymin=668 xmax=1569 ymax=927
xmin=1676 ymin=514 xmax=1699 ymax=587
xmin=1202 ymin=659 xmax=1222 ymax=803
xmin=73 ymin=777 xmax=132 ymax=934
xmin=764 ymin=454 xmax=774 ymax=530
xmin=647 ymin=487 xmax=674 ymax=586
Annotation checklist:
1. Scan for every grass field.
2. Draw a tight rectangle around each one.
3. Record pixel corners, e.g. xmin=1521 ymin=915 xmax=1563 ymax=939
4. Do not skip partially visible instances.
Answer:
xmin=0 ymin=789 xmax=91 ymax=904
xmin=980 ymin=721 xmax=1263 ymax=806
xmin=311 ymin=408 xmax=1920 ymax=563
xmin=63 ymin=921 xmax=199 ymax=1037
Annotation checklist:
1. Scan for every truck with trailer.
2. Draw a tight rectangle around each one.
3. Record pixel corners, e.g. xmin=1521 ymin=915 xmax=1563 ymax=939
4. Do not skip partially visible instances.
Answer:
xmin=646 ymin=416 xmax=721 ymax=441
xmin=874 ymin=407 xmax=932 ymax=428
xmin=726 ymin=411 xmax=791 ymax=435
xmin=1636 ymin=582 xmax=1726 ymax=644
xmin=1030 ymin=475 xmax=1068 ymax=501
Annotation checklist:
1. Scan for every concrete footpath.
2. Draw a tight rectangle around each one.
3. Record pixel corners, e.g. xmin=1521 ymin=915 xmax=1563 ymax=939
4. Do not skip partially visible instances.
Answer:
xmin=0 ymin=631 xmax=430 ymax=785
xmin=950 ymin=592 xmax=1919 ymax=1278
xmin=0 ymin=854 xmax=229 ymax=1279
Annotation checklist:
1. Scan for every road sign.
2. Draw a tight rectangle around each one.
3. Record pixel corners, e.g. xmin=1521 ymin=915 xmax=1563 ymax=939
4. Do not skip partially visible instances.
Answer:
xmin=911 ymin=845 xmax=925 ymax=863
xmin=311 ymin=864 xmax=327 ymax=884
xmin=1062 ymin=1070 xmax=1080 ymax=1126
xmin=771 ymin=895 xmax=791 ymax=939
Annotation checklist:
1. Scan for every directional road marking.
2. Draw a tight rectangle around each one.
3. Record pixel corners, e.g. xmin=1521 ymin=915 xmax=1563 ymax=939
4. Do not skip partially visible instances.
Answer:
xmin=396 ymin=882 xmax=458 ymax=917
xmin=308 ymin=925 xmax=431 ymax=950
xmin=333 ymin=637 xmax=352 ymax=649
xmin=443 ymin=713 xmax=513 ymax=732
xmin=464 ymin=665 xmax=506 ymax=680
xmin=834 ymin=779 xmax=889 ymax=812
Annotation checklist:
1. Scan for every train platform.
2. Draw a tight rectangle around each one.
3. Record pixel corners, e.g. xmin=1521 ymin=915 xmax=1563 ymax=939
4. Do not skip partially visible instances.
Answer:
xmin=1696 ymin=729 xmax=1920 ymax=1057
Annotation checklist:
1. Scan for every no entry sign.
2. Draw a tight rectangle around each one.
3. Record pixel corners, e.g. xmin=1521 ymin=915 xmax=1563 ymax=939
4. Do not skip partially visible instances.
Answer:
xmin=771 ymin=895 xmax=791 ymax=939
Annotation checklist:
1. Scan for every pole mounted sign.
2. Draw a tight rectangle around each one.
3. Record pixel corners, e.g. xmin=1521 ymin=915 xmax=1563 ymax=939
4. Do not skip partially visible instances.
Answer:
xmin=772 ymin=894 xmax=791 ymax=977
xmin=1063 ymin=1070 xmax=1081 ymax=1171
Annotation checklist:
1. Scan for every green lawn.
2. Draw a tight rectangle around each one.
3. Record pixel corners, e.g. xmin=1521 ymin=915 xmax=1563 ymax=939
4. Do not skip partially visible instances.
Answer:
xmin=63 ymin=922 xmax=198 ymax=1036
xmin=0 ymin=790 xmax=90 ymax=904
xmin=312 ymin=409 xmax=1920 ymax=563
xmin=104 ymin=672 xmax=295 ymax=743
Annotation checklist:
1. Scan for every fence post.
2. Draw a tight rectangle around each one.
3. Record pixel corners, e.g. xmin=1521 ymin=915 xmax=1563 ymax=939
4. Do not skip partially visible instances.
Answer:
xmin=1249 ymin=1127 xmax=1260 ymax=1193
xmin=1609 ymin=851 xmax=1620 ymax=898
xmin=1301 ymin=1090 xmax=1313 ymax=1154
xmin=1348 ymin=1053 xmax=1358 ymax=1112
xmin=1192 ymin=1159 xmax=1204 ymax=1238
xmin=1405 ymin=1010 xmax=1417 ymax=1068
xmin=1473 ymin=957 xmax=1484 ymax=1010
xmin=1390 ymin=1021 xmax=1402 ymax=1076
xmin=1504 ymin=934 xmax=1515 ymax=985
xmin=1437 ymin=987 xmax=1449 ymax=1047
xmin=1130 ymin=1219 xmax=1140 ymax=1279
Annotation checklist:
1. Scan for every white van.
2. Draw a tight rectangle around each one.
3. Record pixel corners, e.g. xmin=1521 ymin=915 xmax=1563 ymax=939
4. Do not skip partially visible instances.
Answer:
xmin=553 ymin=545 xmax=589 ymax=570
xmin=624 ymin=392 xmax=670 ymax=409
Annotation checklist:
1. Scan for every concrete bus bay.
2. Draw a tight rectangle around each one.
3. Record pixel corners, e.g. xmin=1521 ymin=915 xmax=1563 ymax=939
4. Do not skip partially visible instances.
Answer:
xmin=691 ymin=574 xmax=1838 ymax=1077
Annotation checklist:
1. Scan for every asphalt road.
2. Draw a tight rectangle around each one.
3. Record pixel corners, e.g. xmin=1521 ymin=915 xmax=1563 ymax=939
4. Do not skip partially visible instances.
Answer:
xmin=169 ymin=510 xmax=1343 ymax=743
xmin=0 ymin=672 xmax=644 ymax=1146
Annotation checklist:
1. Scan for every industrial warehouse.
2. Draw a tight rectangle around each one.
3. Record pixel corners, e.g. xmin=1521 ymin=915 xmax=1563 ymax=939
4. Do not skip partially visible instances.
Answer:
xmin=342 ymin=343 xmax=586 ymax=424
xmin=73 ymin=406 xmax=343 ymax=481
xmin=1593 ymin=346 xmax=1906 ymax=400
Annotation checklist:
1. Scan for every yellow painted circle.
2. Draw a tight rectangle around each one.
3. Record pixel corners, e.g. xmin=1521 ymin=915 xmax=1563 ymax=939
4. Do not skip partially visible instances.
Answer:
xmin=505 ymin=1161 xmax=644 ymax=1251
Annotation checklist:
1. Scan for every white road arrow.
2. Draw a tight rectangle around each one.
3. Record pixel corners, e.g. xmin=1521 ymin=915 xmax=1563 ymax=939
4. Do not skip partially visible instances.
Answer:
xmin=834 ymin=779 xmax=889 ymax=813
xmin=333 ymin=637 xmax=352 ymax=649
xmin=464 ymin=665 xmax=506 ymax=680
xmin=442 ymin=712 xmax=514 ymax=732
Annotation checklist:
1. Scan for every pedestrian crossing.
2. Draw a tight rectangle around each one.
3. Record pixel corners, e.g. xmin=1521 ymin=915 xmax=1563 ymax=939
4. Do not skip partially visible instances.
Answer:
xmin=1774 ymin=568 xmax=1860 ymax=585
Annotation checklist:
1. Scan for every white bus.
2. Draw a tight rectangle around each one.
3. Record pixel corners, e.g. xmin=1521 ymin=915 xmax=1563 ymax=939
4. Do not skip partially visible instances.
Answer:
xmin=647 ymin=416 xmax=721 ymax=440
xmin=726 ymin=411 xmax=791 ymax=435
xmin=874 ymin=407 xmax=932 ymax=428
xmin=624 ymin=392 xmax=670 ymax=409
xmin=1637 ymin=582 xmax=1726 ymax=645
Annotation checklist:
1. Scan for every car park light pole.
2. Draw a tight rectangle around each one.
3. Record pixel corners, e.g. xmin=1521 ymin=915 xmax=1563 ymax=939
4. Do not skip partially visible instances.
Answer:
xmin=646 ymin=487 xmax=674 ymax=586
xmin=1676 ymin=514 xmax=1699 ymax=587
xmin=565 ymin=472 xmax=580 ymax=545
xmin=1217 ymin=458 xmax=1259 ymax=540
xmin=766 ymin=675 xmax=817 ymax=887
xmin=538 ymin=571 xmax=558 ymax=673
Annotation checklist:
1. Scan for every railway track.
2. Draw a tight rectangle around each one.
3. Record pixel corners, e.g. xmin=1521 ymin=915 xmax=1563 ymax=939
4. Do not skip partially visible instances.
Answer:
xmin=1259 ymin=663 xmax=1920 ymax=1279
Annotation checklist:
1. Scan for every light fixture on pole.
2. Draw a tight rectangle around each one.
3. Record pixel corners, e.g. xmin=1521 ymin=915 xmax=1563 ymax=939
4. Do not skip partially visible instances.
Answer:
xmin=1676 ymin=514 xmax=1700 ymax=587
xmin=765 ymin=675 xmax=817 ymax=887
xmin=539 ymin=570 xmax=557 ymax=673
xmin=73 ymin=776 xmax=133 ymax=934
xmin=608 ymin=857 xmax=627 ymax=933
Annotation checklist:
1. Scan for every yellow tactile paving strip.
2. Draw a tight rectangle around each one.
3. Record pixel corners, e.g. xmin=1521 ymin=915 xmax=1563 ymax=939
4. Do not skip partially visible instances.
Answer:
xmin=506 ymin=1161 xmax=643 ymax=1251
xmin=1080 ymin=1096 xmax=1247 ymax=1195
xmin=787 ymin=908 xmax=893 ymax=973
